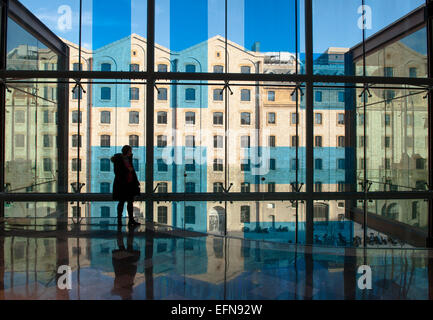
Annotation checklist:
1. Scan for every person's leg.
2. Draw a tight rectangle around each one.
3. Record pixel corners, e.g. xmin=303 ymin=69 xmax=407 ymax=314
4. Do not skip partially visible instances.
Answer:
xmin=117 ymin=201 xmax=125 ymax=225
xmin=127 ymin=200 xmax=140 ymax=225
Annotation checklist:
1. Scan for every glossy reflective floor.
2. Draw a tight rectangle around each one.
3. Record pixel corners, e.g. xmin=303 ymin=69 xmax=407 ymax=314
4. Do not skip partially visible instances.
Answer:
xmin=0 ymin=221 xmax=432 ymax=300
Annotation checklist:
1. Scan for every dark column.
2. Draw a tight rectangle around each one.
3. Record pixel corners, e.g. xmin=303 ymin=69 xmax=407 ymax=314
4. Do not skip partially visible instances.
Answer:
xmin=0 ymin=0 xmax=8 ymax=223
xmin=144 ymin=231 xmax=154 ymax=299
xmin=55 ymin=234 xmax=70 ymax=300
xmin=304 ymin=0 xmax=314 ymax=245
xmin=343 ymin=247 xmax=357 ymax=299
xmin=145 ymin=0 xmax=155 ymax=222
xmin=426 ymin=0 xmax=433 ymax=248
xmin=304 ymin=246 xmax=314 ymax=299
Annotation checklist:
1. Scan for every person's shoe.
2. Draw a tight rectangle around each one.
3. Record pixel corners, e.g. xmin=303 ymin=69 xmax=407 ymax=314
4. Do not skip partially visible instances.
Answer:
xmin=128 ymin=219 xmax=141 ymax=226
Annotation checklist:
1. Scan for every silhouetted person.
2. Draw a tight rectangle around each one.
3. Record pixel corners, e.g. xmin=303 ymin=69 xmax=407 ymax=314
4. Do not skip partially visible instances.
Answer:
xmin=111 ymin=225 xmax=141 ymax=300
xmin=111 ymin=145 xmax=141 ymax=226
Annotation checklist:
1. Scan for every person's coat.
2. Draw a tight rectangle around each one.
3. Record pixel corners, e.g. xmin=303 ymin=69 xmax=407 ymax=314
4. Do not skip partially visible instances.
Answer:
xmin=111 ymin=153 xmax=140 ymax=200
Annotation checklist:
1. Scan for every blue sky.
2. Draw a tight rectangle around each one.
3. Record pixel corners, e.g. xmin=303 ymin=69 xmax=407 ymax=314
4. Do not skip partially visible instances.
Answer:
xmin=19 ymin=0 xmax=425 ymax=53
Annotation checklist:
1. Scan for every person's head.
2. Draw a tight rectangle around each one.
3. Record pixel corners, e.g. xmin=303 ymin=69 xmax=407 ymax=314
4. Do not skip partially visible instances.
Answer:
xmin=121 ymin=145 xmax=132 ymax=157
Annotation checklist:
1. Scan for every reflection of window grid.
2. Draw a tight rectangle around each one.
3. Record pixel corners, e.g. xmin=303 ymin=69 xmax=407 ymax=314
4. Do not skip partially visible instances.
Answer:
xmin=158 ymin=182 xmax=168 ymax=193
xmin=213 ymin=182 xmax=224 ymax=192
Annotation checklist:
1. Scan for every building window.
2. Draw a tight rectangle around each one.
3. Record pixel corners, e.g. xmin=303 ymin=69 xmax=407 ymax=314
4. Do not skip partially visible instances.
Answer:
xmin=385 ymin=136 xmax=391 ymax=148
xmin=214 ymin=135 xmax=223 ymax=148
xmin=359 ymin=136 xmax=366 ymax=148
xmin=158 ymin=88 xmax=167 ymax=100
xmin=129 ymin=135 xmax=139 ymax=147
xmin=129 ymin=111 xmax=139 ymax=124
xmin=292 ymin=136 xmax=298 ymax=147
xmin=213 ymin=89 xmax=223 ymax=101
xmin=338 ymin=91 xmax=345 ymax=102
xmin=72 ymin=158 xmax=81 ymax=171
xmin=101 ymin=206 xmax=110 ymax=218
xmin=185 ymin=64 xmax=196 ymax=73
xmin=385 ymin=158 xmax=391 ymax=170
xmin=213 ymin=159 xmax=223 ymax=172
xmin=291 ymin=112 xmax=298 ymax=125
xmin=129 ymin=64 xmax=139 ymax=72
xmin=291 ymin=159 xmax=298 ymax=170
xmin=185 ymin=182 xmax=195 ymax=193
xmin=158 ymin=206 xmax=168 ymax=223
xmin=213 ymin=112 xmax=223 ymax=125
xmin=409 ymin=67 xmax=417 ymax=78
xmin=213 ymin=182 xmax=224 ymax=192
xmin=416 ymin=158 xmax=426 ymax=170
xmin=315 ymin=136 xmax=322 ymax=147
xmin=315 ymin=182 xmax=322 ymax=192
xmin=213 ymin=65 xmax=224 ymax=73
xmin=43 ymin=110 xmax=52 ymax=123
xmin=241 ymin=136 xmax=250 ymax=148
xmin=185 ymin=206 xmax=196 ymax=224
xmin=15 ymin=110 xmax=25 ymax=123
xmin=241 ymin=112 xmax=251 ymax=125
xmin=157 ymin=111 xmax=167 ymax=124
xmin=240 ymin=206 xmax=250 ymax=223
xmin=72 ymin=111 xmax=82 ymax=123
xmin=100 ymin=182 xmax=110 ymax=193
xmin=15 ymin=134 xmax=24 ymax=147
xmin=185 ymin=159 xmax=195 ymax=172
xmin=337 ymin=113 xmax=345 ymax=125
xmin=384 ymin=66 xmax=393 ymax=77
xmin=72 ymin=86 xmax=83 ymax=100
xmin=100 ymin=111 xmax=111 ymax=124
xmin=157 ymin=159 xmax=168 ymax=172
xmin=315 ymin=158 xmax=323 ymax=170
xmin=101 ymin=134 xmax=111 ymax=148
xmin=101 ymin=87 xmax=111 ymax=100
xmin=43 ymin=158 xmax=52 ymax=172
xmin=315 ymin=113 xmax=322 ymax=124
xmin=101 ymin=63 xmax=111 ymax=71
xmin=73 ymin=63 xmax=82 ymax=71
xmin=241 ymin=89 xmax=251 ymax=101
xmin=268 ymin=91 xmax=275 ymax=101
xmin=43 ymin=134 xmax=52 ymax=147
xmin=270 ymin=158 xmax=276 ymax=170
xmin=129 ymin=87 xmax=139 ymax=100
xmin=338 ymin=159 xmax=345 ymax=170
xmin=269 ymin=135 xmax=276 ymax=147
xmin=385 ymin=90 xmax=395 ymax=103
xmin=157 ymin=135 xmax=167 ymax=147
xmin=268 ymin=182 xmax=276 ymax=193
xmin=337 ymin=136 xmax=345 ymax=147
xmin=185 ymin=135 xmax=195 ymax=147
xmin=100 ymin=158 xmax=110 ymax=172
xmin=338 ymin=182 xmax=345 ymax=192
xmin=185 ymin=111 xmax=195 ymax=125
xmin=158 ymin=182 xmax=168 ymax=193
xmin=157 ymin=64 xmax=168 ymax=72
xmin=412 ymin=202 xmax=419 ymax=220
xmin=315 ymin=91 xmax=322 ymax=102
xmin=385 ymin=114 xmax=391 ymax=126
xmin=241 ymin=182 xmax=250 ymax=193
xmin=241 ymin=159 xmax=250 ymax=172
xmin=72 ymin=206 xmax=81 ymax=218
xmin=241 ymin=66 xmax=251 ymax=74
xmin=185 ymin=88 xmax=196 ymax=101
xmin=72 ymin=134 xmax=82 ymax=148
xmin=268 ymin=112 xmax=276 ymax=124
